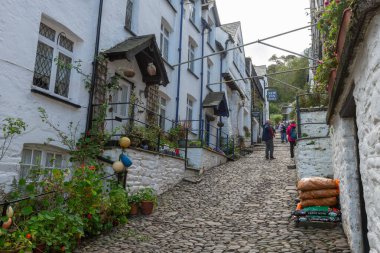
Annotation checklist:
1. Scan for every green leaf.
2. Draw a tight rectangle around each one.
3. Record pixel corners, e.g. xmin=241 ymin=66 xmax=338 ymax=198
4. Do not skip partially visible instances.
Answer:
xmin=21 ymin=206 xmax=33 ymax=216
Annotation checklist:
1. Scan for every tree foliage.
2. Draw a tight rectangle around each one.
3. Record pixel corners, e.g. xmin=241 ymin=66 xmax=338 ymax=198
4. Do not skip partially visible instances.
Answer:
xmin=267 ymin=51 xmax=310 ymax=109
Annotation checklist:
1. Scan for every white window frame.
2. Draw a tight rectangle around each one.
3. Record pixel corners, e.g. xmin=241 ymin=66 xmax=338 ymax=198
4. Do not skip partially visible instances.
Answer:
xmin=157 ymin=96 xmax=167 ymax=130
xmin=188 ymin=39 xmax=196 ymax=72
xmin=207 ymin=59 xmax=213 ymax=85
xmin=207 ymin=17 xmax=214 ymax=45
xmin=190 ymin=2 xmax=196 ymax=24
xmin=160 ymin=21 xmax=171 ymax=61
xmin=111 ymin=79 xmax=131 ymax=118
xmin=32 ymin=21 xmax=75 ymax=98
xmin=20 ymin=145 xmax=68 ymax=179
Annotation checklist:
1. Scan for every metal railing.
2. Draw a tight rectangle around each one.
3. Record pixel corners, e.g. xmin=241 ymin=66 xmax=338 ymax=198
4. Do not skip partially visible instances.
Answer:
xmin=92 ymin=102 xmax=236 ymax=165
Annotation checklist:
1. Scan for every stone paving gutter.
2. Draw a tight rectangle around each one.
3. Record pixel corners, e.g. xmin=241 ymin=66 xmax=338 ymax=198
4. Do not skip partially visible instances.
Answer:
xmin=76 ymin=139 xmax=350 ymax=253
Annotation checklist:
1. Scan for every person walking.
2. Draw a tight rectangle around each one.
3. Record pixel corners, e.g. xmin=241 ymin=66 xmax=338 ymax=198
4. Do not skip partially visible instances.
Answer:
xmin=280 ymin=121 xmax=287 ymax=143
xmin=286 ymin=120 xmax=297 ymax=158
xmin=262 ymin=120 xmax=275 ymax=160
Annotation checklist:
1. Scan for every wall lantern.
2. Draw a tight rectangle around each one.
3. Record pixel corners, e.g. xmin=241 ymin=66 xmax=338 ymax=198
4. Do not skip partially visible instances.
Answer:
xmin=147 ymin=62 xmax=157 ymax=76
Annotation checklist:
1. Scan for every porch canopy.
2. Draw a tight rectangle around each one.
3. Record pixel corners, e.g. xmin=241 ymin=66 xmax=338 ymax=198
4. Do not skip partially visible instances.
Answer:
xmin=202 ymin=92 xmax=229 ymax=117
xmin=104 ymin=35 xmax=169 ymax=86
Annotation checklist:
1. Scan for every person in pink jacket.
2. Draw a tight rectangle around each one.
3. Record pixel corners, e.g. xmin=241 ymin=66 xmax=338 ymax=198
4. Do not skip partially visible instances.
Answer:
xmin=286 ymin=121 xmax=297 ymax=158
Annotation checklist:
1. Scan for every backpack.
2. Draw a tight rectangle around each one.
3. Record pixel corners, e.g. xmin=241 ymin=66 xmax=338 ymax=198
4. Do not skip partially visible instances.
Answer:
xmin=290 ymin=126 xmax=297 ymax=140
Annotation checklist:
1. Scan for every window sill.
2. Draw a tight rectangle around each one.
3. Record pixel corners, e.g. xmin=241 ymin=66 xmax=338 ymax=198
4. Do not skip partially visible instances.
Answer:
xmin=165 ymin=0 xmax=177 ymax=13
xmin=31 ymin=88 xmax=81 ymax=108
xmin=207 ymin=42 xmax=215 ymax=52
xmin=163 ymin=58 xmax=174 ymax=70
xmin=187 ymin=69 xmax=199 ymax=79
xmin=124 ymin=26 xmax=137 ymax=36
xmin=189 ymin=20 xmax=201 ymax=33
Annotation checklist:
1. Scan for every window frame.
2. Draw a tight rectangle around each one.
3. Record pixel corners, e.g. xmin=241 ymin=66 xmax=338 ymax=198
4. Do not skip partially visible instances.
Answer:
xmin=188 ymin=40 xmax=196 ymax=72
xmin=160 ymin=22 xmax=171 ymax=61
xmin=32 ymin=22 xmax=75 ymax=99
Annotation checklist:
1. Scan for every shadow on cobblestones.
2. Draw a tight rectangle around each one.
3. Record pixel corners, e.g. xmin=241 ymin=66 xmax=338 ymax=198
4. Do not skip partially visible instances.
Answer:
xmin=77 ymin=139 xmax=350 ymax=253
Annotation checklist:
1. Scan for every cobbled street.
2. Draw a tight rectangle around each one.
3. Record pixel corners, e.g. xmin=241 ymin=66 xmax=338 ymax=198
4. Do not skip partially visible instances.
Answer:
xmin=78 ymin=139 xmax=350 ymax=253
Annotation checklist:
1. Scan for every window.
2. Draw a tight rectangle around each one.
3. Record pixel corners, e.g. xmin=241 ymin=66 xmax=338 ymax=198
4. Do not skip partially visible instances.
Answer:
xmin=186 ymin=96 xmax=193 ymax=121
xmin=188 ymin=40 xmax=196 ymax=72
xmin=125 ymin=0 xmax=134 ymax=30
xmin=160 ymin=22 xmax=170 ymax=60
xmin=111 ymin=83 xmax=130 ymax=117
xmin=20 ymin=147 xmax=66 ymax=179
xmin=33 ymin=22 xmax=74 ymax=98
xmin=157 ymin=96 xmax=167 ymax=129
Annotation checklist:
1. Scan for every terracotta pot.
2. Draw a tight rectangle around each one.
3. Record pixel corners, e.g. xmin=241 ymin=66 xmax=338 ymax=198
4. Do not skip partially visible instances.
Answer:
xmin=129 ymin=203 xmax=139 ymax=215
xmin=123 ymin=68 xmax=135 ymax=77
xmin=335 ymin=8 xmax=352 ymax=62
xmin=140 ymin=201 xmax=154 ymax=215
xmin=327 ymin=69 xmax=337 ymax=97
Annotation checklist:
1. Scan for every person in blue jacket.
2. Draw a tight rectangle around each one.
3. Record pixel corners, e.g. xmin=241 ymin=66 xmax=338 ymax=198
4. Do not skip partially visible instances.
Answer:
xmin=262 ymin=120 xmax=275 ymax=159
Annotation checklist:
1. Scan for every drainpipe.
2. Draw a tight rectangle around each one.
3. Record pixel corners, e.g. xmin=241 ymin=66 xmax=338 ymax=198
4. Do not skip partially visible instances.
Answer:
xmin=86 ymin=0 xmax=104 ymax=131
xmin=175 ymin=0 xmax=185 ymax=123
xmin=198 ymin=19 xmax=208 ymax=139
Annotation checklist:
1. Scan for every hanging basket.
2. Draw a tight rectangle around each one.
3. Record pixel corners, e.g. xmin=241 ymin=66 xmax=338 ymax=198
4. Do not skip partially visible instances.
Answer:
xmin=123 ymin=68 xmax=135 ymax=78
xmin=217 ymin=121 xmax=224 ymax=128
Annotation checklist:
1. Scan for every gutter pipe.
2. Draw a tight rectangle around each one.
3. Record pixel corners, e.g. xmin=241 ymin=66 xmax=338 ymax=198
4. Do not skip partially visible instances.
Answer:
xmin=175 ymin=0 xmax=185 ymax=123
xmin=86 ymin=0 xmax=104 ymax=131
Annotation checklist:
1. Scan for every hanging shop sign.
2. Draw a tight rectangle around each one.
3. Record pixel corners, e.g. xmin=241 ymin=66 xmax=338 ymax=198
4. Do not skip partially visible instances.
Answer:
xmin=267 ymin=90 xmax=278 ymax=101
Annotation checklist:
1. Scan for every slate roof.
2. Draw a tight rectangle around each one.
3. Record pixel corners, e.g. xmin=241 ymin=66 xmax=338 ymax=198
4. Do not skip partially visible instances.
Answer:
xmin=220 ymin=21 xmax=241 ymax=37
xmin=253 ymin=65 xmax=267 ymax=77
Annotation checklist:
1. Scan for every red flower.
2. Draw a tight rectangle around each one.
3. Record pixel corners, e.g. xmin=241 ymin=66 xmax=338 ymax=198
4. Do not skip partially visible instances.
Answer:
xmin=335 ymin=0 xmax=340 ymax=3
xmin=324 ymin=0 xmax=330 ymax=6
xmin=61 ymin=246 xmax=65 ymax=252
xmin=87 ymin=213 xmax=92 ymax=220
xmin=80 ymin=164 xmax=85 ymax=168
xmin=89 ymin=165 xmax=96 ymax=171
xmin=26 ymin=233 xmax=32 ymax=239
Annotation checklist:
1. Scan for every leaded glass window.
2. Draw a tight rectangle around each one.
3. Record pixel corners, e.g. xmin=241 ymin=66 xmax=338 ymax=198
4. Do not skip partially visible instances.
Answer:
xmin=32 ymin=22 xmax=75 ymax=98
xmin=125 ymin=0 xmax=134 ymax=30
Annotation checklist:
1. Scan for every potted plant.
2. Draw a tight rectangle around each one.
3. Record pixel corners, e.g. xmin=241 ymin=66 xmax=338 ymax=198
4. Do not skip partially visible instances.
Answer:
xmin=0 ymin=228 xmax=32 ymax=253
xmin=128 ymin=192 xmax=141 ymax=216
xmin=108 ymin=185 xmax=131 ymax=225
xmin=26 ymin=209 xmax=84 ymax=253
xmin=138 ymin=188 xmax=157 ymax=215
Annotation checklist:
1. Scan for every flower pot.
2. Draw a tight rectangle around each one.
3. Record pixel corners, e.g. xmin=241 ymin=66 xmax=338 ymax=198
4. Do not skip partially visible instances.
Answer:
xmin=217 ymin=122 xmax=224 ymax=128
xmin=140 ymin=201 xmax=154 ymax=215
xmin=335 ymin=8 xmax=352 ymax=62
xmin=327 ymin=68 xmax=337 ymax=97
xmin=129 ymin=203 xmax=139 ymax=215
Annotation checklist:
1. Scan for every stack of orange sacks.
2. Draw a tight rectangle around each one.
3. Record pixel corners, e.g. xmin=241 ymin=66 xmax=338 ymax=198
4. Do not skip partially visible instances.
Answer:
xmin=297 ymin=177 xmax=340 ymax=208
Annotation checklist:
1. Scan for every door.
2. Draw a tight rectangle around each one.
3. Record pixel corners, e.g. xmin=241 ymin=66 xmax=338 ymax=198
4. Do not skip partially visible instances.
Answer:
xmin=110 ymin=79 xmax=131 ymax=133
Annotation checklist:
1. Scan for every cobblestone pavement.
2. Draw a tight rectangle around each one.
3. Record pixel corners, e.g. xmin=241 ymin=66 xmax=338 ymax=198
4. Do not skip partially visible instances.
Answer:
xmin=77 ymin=139 xmax=350 ymax=253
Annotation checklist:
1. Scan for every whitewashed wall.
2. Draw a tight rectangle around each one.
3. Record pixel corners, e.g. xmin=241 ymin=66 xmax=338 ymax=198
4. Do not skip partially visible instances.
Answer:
xmin=0 ymin=0 xmax=98 ymax=189
xmin=331 ymin=117 xmax=363 ymax=253
xmin=347 ymin=11 xmax=380 ymax=252
xmin=104 ymin=148 xmax=185 ymax=195
xmin=187 ymin=147 xmax=227 ymax=170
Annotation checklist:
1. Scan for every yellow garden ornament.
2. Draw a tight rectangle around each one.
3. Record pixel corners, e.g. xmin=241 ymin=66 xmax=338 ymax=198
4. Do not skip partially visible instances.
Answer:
xmin=112 ymin=161 xmax=124 ymax=173
xmin=119 ymin=137 xmax=131 ymax=149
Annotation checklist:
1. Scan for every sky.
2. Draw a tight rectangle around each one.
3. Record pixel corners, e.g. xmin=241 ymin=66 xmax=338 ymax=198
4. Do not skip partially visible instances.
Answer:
xmin=216 ymin=0 xmax=311 ymax=67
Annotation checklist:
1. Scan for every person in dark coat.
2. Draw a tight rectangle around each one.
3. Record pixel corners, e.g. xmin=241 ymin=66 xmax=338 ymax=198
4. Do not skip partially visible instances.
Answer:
xmin=262 ymin=120 xmax=275 ymax=159
xmin=286 ymin=121 xmax=297 ymax=158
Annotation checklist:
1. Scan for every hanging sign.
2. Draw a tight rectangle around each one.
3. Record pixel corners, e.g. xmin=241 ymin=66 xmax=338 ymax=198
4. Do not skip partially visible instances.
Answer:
xmin=267 ymin=90 xmax=278 ymax=101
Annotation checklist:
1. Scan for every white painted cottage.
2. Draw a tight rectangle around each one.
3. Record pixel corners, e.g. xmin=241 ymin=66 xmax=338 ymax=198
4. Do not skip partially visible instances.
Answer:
xmin=0 ymin=0 xmax=255 ymax=193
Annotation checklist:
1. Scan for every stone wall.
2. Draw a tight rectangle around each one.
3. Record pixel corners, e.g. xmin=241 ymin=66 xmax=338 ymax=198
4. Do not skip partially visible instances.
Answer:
xmin=295 ymin=137 xmax=333 ymax=180
xmin=350 ymin=11 xmax=380 ymax=252
xmin=331 ymin=117 xmax=363 ymax=253
xmin=104 ymin=148 xmax=185 ymax=195
xmin=187 ymin=148 xmax=227 ymax=171
xmin=295 ymin=109 xmax=333 ymax=180
xmin=300 ymin=109 xmax=329 ymax=137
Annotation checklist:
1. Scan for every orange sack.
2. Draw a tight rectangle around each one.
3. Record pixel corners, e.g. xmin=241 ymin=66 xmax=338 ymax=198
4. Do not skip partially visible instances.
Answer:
xmin=297 ymin=177 xmax=339 ymax=191
xmin=300 ymin=197 xmax=337 ymax=208
xmin=299 ymin=188 xmax=340 ymax=200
